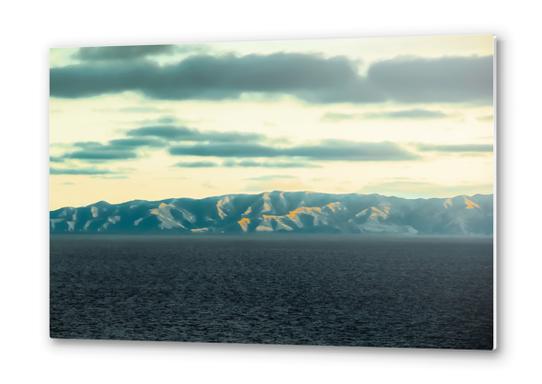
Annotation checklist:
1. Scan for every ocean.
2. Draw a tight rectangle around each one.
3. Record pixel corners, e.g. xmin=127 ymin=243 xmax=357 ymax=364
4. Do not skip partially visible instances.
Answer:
xmin=50 ymin=234 xmax=493 ymax=349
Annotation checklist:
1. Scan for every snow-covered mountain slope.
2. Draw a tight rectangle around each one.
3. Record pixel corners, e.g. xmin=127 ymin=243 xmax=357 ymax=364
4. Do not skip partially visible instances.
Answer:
xmin=50 ymin=191 xmax=494 ymax=235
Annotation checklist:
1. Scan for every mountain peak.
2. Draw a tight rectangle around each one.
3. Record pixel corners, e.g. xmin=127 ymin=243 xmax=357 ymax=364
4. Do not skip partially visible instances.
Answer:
xmin=90 ymin=200 xmax=111 ymax=207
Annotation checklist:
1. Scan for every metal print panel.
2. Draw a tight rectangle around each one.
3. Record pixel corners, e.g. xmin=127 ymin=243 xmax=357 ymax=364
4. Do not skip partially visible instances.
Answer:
xmin=49 ymin=35 xmax=495 ymax=349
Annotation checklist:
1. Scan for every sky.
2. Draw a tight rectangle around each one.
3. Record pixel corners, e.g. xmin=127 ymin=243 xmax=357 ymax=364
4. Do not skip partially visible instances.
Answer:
xmin=49 ymin=35 xmax=494 ymax=210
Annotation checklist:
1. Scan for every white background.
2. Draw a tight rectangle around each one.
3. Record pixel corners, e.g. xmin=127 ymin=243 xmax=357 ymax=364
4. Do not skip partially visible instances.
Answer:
xmin=1 ymin=1 xmax=540 ymax=382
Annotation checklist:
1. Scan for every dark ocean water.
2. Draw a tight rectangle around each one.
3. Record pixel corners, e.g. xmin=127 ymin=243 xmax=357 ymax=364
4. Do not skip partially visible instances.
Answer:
xmin=50 ymin=234 xmax=494 ymax=349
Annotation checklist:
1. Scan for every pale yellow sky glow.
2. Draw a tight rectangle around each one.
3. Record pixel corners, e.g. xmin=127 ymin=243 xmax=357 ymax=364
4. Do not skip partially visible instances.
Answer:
xmin=50 ymin=35 xmax=494 ymax=210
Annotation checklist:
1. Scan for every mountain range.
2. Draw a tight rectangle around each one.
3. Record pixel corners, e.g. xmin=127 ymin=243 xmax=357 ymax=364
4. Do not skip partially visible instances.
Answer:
xmin=50 ymin=191 xmax=494 ymax=236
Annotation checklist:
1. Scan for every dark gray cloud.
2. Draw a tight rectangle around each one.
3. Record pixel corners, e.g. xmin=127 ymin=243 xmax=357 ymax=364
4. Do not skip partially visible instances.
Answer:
xmin=73 ymin=45 xmax=178 ymax=61
xmin=170 ymin=140 xmax=419 ymax=161
xmin=51 ymin=53 xmax=377 ymax=102
xmin=63 ymin=142 xmax=139 ymax=161
xmin=54 ymin=137 xmax=173 ymax=163
xmin=368 ymin=55 xmax=493 ymax=104
xmin=66 ymin=150 xmax=137 ymax=161
xmin=50 ymin=166 xmax=118 ymax=175
xmin=170 ymin=143 xmax=275 ymax=158
xmin=363 ymin=109 xmax=449 ymax=119
xmin=221 ymin=159 xmax=321 ymax=168
xmin=127 ymin=125 xmax=265 ymax=143
xmin=51 ymin=53 xmax=493 ymax=104
xmin=416 ymin=143 xmax=493 ymax=152
xmin=246 ymin=175 xmax=296 ymax=181
xmin=107 ymin=138 xmax=167 ymax=148
xmin=71 ymin=152 xmax=136 ymax=161
xmin=292 ymin=140 xmax=420 ymax=161
xmin=172 ymin=161 xmax=219 ymax=168
xmin=53 ymin=125 xmax=267 ymax=164
xmin=54 ymin=141 xmax=148 ymax=163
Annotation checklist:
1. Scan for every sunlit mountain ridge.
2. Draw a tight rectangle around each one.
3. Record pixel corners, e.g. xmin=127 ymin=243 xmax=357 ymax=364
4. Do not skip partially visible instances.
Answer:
xmin=50 ymin=191 xmax=493 ymax=235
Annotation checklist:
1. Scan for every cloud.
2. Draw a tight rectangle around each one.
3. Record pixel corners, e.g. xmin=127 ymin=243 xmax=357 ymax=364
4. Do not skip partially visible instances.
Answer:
xmin=290 ymin=140 xmax=420 ymax=161
xmin=170 ymin=144 xmax=276 ymax=158
xmin=170 ymin=140 xmax=419 ymax=161
xmin=107 ymin=138 xmax=168 ymax=148
xmin=53 ymin=140 xmax=162 ymax=163
xmin=174 ymin=44 xmax=213 ymax=55
xmin=172 ymin=161 xmax=219 ymax=168
xmin=416 ymin=143 xmax=493 ymax=152
xmin=50 ymin=166 xmax=118 ymax=175
xmin=66 ymin=150 xmax=138 ymax=161
xmin=50 ymin=53 xmax=493 ymax=105
xmin=73 ymin=45 xmax=179 ymax=61
xmin=476 ymin=115 xmax=494 ymax=122
xmin=118 ymin=106 xmax=170 ymax=113
xmin=359 ymin=180 xmax=493 ymax=199
xmin=367 ymin=55 xmax=493 ymax=104
xmin=52 ymin=127 xmax=270 ymax=164
xmin=320 ymin=112 xmax=362 ymax=122
xmin=63 ymin=142 xmax=139 ymax=161
xmin=321 ymin=109 xmax=450 ymax=122
xmin=221 ymin=159 xmax=321 ymax=168
xmin=363 ymin=109 xmax=449 ymax=119
xmin=50 ymin=53 xmax=378 ymax=102
xmin=50 ymin=156 xmax=65 ymax=163
xmin=246 ymin=175 xmax=297 ymax=181
xmin=137 ymin=115 xmax=211 ymax=127
xmin=127 ymin=125 xmax=266 ymax=143
xmin=139 ymin=115 xmax=181 ymax=125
